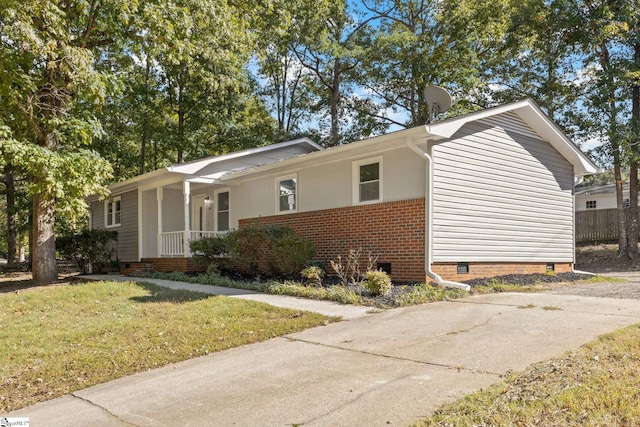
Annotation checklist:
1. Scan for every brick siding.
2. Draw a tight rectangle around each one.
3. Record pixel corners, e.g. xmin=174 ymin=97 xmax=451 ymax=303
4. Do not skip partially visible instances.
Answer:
xmin=432 ymin=262 xmax=573 ymax=282
xmin=239 ymin=199 xmax=427 ymax=282
xmin=120 ymin=258 xmax=205 ymax=275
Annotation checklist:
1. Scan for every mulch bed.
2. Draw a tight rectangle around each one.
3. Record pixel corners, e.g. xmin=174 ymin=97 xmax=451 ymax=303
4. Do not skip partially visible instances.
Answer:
xmin=463 ymin=272 xmax=593 ymax=288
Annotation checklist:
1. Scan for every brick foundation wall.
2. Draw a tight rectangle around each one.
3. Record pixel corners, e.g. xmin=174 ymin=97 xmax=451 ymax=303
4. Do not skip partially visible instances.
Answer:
xmin=432 ymin=262 xmax=573 ymax=282
xmin=120 ymin=258 xmax=206 ymax=275
xmin=239 ymin=199 xmax=427 ymax=282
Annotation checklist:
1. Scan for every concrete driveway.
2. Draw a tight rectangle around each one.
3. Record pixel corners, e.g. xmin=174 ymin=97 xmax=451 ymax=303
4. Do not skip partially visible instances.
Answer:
xmin=7 ymin=287 xmax=640 ymax=426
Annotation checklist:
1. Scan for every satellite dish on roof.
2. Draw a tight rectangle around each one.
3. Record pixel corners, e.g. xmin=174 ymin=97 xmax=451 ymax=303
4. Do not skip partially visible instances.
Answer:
xmin=424 ymin=85 xmax=452 ymax=123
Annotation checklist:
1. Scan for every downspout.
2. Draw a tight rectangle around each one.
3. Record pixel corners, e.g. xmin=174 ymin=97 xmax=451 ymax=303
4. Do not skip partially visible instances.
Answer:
xmin=407 ymin=138 xmax=471 ymax=292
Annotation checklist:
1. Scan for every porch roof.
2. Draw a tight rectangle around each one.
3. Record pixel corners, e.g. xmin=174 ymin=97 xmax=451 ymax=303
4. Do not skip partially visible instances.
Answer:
xmin=102 ymin=137 xmax=323 ymax=196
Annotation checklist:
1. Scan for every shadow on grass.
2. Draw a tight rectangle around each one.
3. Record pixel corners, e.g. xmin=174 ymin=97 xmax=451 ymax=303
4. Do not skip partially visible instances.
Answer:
xmin=129 ymin=281 xmax=217 ymax=304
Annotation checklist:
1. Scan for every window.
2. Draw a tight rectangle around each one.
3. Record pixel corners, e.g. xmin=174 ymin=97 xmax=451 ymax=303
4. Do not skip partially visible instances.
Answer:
xmin=216 ymin=190 xmax=229 ymax=231
xmin=277 ymin=175 xmax=297 ymax=213
xmin=105 ymin=196 xmax=121 ymax=227
xmin=353 ymin=157 xmax=382 ymax=204
xmin=624 ymin=199 xmax=630 ymax=208
xmin=585 ymin=200 xmax=597 ymax=210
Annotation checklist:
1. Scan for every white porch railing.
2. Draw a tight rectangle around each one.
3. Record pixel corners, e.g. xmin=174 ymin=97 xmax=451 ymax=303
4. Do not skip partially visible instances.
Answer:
xmin=190 ymin=231 xmax=225 ymax=241
xmin=160 ymin=231 xmax=185 ymax=256
xmin=160 ymin=231 xmax=226 ymax=257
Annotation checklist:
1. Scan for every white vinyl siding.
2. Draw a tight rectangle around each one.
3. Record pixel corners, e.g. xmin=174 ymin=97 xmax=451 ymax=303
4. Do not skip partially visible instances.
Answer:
xmin=432 ymin=116 xmax=574 ymax=263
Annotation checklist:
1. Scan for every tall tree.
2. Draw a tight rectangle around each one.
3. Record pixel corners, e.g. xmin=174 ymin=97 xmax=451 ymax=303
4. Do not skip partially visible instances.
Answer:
xmin=362 ymin=0 xmax=510 ymax=127
xmin=0 ymin=1 xmax=123 ymax=284
xmin=292 ymin=0 xmax=387 ymax=145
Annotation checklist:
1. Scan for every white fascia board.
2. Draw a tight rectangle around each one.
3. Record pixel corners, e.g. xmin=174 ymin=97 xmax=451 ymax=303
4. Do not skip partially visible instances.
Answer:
xmin=220 ymin=127 xmax=429 ymax=182
xmin=168 ymin=137 xmax=324 ymax=175
xmin=514 ymin=102 xmax=600 ymax=176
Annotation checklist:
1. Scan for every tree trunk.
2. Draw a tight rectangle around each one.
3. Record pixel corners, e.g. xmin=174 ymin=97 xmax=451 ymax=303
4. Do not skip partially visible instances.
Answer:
xmin=140 ymin=55 xmax=151 ymax=175
xmin=5 ymin=171 xmax=18 ymax=269
xmin=329 ymin=59 xmax=341 ymax=146
xmin=628 ymin=39 xmax=640 ymax=265
xmin=31 ymin=187 xmax=57 ymax=285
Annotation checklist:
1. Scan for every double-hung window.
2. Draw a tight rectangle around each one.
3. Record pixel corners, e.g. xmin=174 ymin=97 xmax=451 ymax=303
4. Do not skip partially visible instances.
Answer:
xmin=216 ymin=190 xmax=230 ymax=232
xmin=277 ymin=175 xmax=297 ymax=213
xmin=353 ymin=157 xmax=382 ymax=204
xmin=105 ymin=196 xmax=121 ymax=228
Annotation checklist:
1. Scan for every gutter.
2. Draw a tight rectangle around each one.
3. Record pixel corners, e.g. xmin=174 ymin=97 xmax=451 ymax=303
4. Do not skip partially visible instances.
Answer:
xmin=407 ymin=138 xmax=471 ymax=292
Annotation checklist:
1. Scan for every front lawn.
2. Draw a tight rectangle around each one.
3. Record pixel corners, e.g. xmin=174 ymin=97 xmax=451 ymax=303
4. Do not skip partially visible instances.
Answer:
xmin=0 ymin=279 xmax=333 ymax=412
xmin=414 ymin=323 xmax=640 ymax=426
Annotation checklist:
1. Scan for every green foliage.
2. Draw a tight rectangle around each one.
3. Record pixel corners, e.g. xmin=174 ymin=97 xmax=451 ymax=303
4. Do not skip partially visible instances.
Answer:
xmin=56 ymin=229 xmax=118 ymax=271
xmin=189 ymin=234 xmax=230 ymax=265
xmin=300 ymin=265 xmax=324 ymax=286
xmin=270 ymin=234 xmax=317 ymax=277
xmin=364 ymin=270 xmax=392 ymax=296
xmin=221 ymin=225 xmax=316 ymax=278
xmin=267 ymin=281 xmax=362 ymax=305
xmin=393 ymin=284 xmax=468 ymax=307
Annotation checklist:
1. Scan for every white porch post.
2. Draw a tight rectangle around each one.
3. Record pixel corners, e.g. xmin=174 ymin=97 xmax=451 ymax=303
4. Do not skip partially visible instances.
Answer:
xmin=157 ymin=187 xmax=164 ymax=257
xmin=183 ymin=181 xmax=191 ymax=257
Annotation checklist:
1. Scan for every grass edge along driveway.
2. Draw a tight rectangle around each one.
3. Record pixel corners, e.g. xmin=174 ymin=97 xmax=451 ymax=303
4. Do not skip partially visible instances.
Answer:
xmin=0 ymin=279 xmax=335 ymax=412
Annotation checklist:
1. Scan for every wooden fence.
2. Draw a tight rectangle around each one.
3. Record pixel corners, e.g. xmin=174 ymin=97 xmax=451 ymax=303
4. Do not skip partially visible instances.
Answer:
xmin=575 ymin=208 xmax=634 ymax=243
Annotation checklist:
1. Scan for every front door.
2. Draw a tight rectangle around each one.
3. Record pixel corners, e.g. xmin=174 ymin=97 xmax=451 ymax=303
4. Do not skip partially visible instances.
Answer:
xmin=192 ymin=195 xmax=207 ymax=234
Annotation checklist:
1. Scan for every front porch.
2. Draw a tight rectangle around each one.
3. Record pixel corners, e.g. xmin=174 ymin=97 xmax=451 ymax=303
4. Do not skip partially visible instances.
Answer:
xmin=159 ymin=231 xmax=224 ymax=257
xmin=139 ymin=179 xmax=230 ymax=260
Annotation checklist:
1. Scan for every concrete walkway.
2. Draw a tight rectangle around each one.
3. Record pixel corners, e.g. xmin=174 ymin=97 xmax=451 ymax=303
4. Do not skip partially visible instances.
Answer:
xmin=79 ymin=274 xmax=374 ymax=319
xmin=6 ymin=277 xmax=640 ymax=426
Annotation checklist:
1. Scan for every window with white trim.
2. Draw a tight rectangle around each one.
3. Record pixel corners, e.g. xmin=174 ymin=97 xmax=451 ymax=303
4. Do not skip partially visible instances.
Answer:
xmin=277 ymin=174 xmax=297 ymax=213
xmin=353 ymin=157 xmax=382 ymax=204
xmin=585 ymin=200 xmax=597 ymax=210
xmin=105 ymin=196 xmax=121 ymax=227
xmin=216 ymin=190 xmax=230 ymax=231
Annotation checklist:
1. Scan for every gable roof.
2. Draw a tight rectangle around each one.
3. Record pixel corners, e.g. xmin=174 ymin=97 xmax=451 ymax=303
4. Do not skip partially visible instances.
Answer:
xmin=426 ymin=99 xmax=599 ymax=176
xmin=221 ymin=99 xmax=599 ymax=182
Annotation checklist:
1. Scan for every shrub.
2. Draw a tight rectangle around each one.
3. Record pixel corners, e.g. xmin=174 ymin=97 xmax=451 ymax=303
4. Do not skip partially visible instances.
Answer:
xmin=270 ymin=234 xmax=317 ymax=278
xmin=301 ymin=265 xmax=324 ymax=286
xmin=364 ymin=270 xmax=392 ymax=296
xmin=57 ymin=229 xmax=118 ymax=272
xmin=330 ymin=248 xmax=379 ymax=286
xmin=209 ymin=225 xmax=316 ymax=278
xmin=189 ymin=234 xmax=230 ymax=265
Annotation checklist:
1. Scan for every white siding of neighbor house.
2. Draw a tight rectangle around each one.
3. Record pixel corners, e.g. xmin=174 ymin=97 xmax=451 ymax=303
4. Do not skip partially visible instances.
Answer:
xmin=231 ymin=145 xmax=425 ymax=220
xmin=432 ymin=113 xmax=575 ymax=263
xmin=92 ymin=190 xmax=138 ymax=262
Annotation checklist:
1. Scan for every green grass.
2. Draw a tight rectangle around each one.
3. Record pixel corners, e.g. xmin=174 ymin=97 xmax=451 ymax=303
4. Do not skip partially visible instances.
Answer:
xmin=414 ymin=324 xmax=640 ymax=427
xmin=0 ymin=280 xmax=333 ymax=412
xmin=471 ymin=274 xmax=624 ymax=295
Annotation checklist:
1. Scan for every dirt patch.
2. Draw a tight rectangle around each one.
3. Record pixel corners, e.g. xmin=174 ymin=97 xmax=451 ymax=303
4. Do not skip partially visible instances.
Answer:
xmin=0 ymin=270 xmax=81 ymax=294
xmin=575 ymin=243 xmax=640 ymax=273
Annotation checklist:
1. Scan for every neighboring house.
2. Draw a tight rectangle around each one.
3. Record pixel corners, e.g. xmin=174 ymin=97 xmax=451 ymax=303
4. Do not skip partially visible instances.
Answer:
xmin=88 ymin=99 xmax=598 ymax=286
xmin=575 ymin=183 xmax=633 ymax=211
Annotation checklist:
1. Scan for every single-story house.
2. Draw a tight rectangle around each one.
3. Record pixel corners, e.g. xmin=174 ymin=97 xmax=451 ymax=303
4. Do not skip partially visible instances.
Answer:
xmin=88 ymin=99 xmax=598 ymax=287
xmin=575 ymin=183 xmax=633 ymax=211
